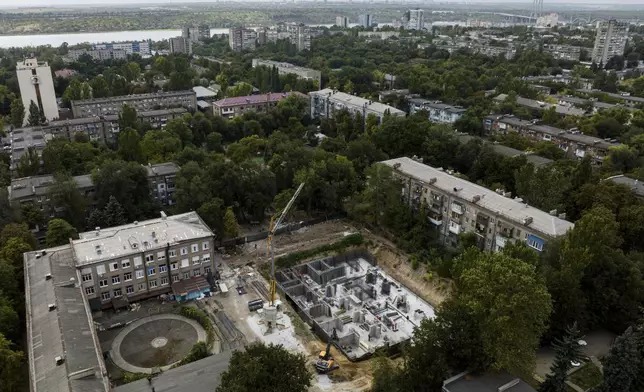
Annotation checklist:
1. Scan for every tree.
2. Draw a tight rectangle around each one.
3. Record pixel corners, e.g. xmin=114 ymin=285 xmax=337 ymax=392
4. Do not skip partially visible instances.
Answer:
xmin=119 ymin=104 xmax=138 ymax=130
xmin=117 ymin=128 xmax=143 ymax=162
xmin=0 ymin=296 xmax=19 ymax=342
xmin=0 ymin=333 xmax=23 ymax=392
xmin=539 ymin=324 xmax=584 ymax=392
xmin=141 ymin=129 xmax=182 ymax=163
xmin=591 ymin=326 xmax=642 ymax=392
xmin=223 ymin=207 xmax=240 ymax=238
xmin=90 ymin=75 xmax=110 ymax=98
xmin=216 ymin=342 xmax=311 ymax=392
xmin=17 ymin=147 xmax=40 ymax=177
xmin=198 ymin=198 xmax=225 ymax=238
xmin=103 ymin=196 xmax=127 ymax=227
xmin=49 ymin=173 xmax=87 ymax=230
xmin=9 ymin=99 xmax=24 ymax=128
xmin=454 ymin=252 xmax=552 ymax=377
xmin=0 ymin=237 xmax=32 ymax=268
xmin=45 ymin=218 xmax=78 ymax=247
xmin=27 ymin=100 xmax=45 ymax=126
xmin=0 ymin=222 xmax=37 ymax=249
xmin=92 ymin=160 xmax=154 ymax=221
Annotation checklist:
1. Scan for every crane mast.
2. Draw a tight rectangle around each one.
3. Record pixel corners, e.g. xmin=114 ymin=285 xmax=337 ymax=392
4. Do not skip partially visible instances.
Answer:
xmin=268 ymin=183 xmax=305 ymax=306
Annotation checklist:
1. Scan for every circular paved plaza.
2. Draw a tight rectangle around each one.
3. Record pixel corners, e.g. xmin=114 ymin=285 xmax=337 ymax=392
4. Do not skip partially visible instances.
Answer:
xmin=111 ymin=314 xmax=207 ymax=374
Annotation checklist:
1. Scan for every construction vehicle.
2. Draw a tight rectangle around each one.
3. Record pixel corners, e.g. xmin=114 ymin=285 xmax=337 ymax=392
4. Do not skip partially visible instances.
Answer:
xmin=315 ymin=328 xmax=339 ymax=374
xmin=267 ymin=183 xmax=305 ymax=306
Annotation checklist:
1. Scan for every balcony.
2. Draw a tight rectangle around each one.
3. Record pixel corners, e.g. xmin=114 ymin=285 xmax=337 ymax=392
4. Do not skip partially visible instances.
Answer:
xmin=448 ymin=220 xmax=461 ymax=235
xmin=495 ymin=235 xmax=508 ymax=251
xmin=428 ymin=211 xmax=443 ymax=226
xmin=451 ymin=203 xmax=463 ymax=215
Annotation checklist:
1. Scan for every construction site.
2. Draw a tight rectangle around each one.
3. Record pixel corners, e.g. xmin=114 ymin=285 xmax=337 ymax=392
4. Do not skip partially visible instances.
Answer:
xmin=276 ymin=249 xmax=435 ymax=361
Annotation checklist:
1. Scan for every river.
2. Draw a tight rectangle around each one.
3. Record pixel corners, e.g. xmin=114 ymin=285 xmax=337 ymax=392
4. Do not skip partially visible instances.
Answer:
xmin=0 ymin=28 xmax=232 ymax=48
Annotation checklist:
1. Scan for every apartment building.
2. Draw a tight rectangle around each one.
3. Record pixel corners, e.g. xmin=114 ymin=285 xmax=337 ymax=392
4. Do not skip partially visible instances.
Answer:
xmin=182 ymin=24 xmax=211 ymax=43
xmin=4 ymin=126 xmax=49 ymax=174
xmin=383 ymin=157 xmax=574 ymax=252
xmin=494 ymin=94 xmax=587 ymax=117
xmin=212 ymin=92 xmax=303 ymax=119
xmin=228 ymin=27 xmax=257 ymax=52
xmin=16 ymin=58 xmax=59 ymax=125
xmin=483 ymin=114 xmax=620 ymax=163
xmin=409 ymin=99 xmax=465 ymax=124
xmin=358 ymin=31 xmax=401 ymax=40
xmin=252 ymin=59 xmax=322 ymax=88
xmin=358 ymin=14 xmax=372 ymax=28
xmin=71 ymin=91 xmax=196 ymax=118
xmin=287 ymin=24 xmax=311 ymax=51
xmin=543 ymin=44 xmax=581 ymax=61
xmin=9 ymin=162 xmax=180 ymax=217
xmin=66 ymin=48 xmax=127 ymax=62
xmin=592 ymin=19 xmax=629 ymax=64
xmin=310 ymin=88 xmax=405 ymax=124
xmin=93 ymin=41 xmax=151 ymax=56
xmin=406 ymin=9 xmax=424 ymax=30
xmin=336 ymin=16 xmax=349 ymax=28
xmin=169 ymin=36 xmax=193 ymax=55
xmin=522 ymin=75 xmax=594 ymax=90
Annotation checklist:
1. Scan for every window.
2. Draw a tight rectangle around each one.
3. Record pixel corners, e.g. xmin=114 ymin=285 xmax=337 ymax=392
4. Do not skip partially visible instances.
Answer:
xmin=112 ymin=276 xmax=120 ymax=284
xmin=121 ymin=259 xmax=131 ymax=269
xmin=149 ymin=280 xmax=157 ymax=288
xmin=157 ymin=251 xmax=166 ymax=261
xmin=96 ymin=265 xmax=106 ymax=275
xmin=192 ymin=256 xmax=201 ymax=265
xmin=161 ymin=277 xmax=169 ymax=286
xmin=202 ymin=254 xmax=211 ymax=263
xmin=113 ymin=288 xmax=122 ymax=297
xmin=180 ymin=247 xmax=188 ymax=255
xmin=124 ymin=272 xmax=132 ymax=281
xmin=85 ymin=286 xmax=95 ymax=295
xmin=158 ymin=264 xmax=167 ymax=273
xmin=181 ymin=258 xmax=189 ymax=268
xmin=172 ymin=275 xmax=180 ymax=282
xmin=193 ymin=269 xmax=201 ymax=277
xmin=527 ymin=238 xmax=544 ymax=251
xmin=138 ymin=283 xmax=146 ymax=291
xmin=82 ymin=273 xmax=92 ymax=282
xmin=126 ymin=285 xmax=134 ymax=295
xmin=171 ymin=262 xmax=178 ymax=270
xmin=99 ymin=279 xmax=108 ymax=288
xmin=204 ymin=266 xmax=211 ymax=274
xmin=136 ymin=270 xmax=144 ymax=279
xmin=133 ymin=256 xmax=143 ymax=267
xmin=183 ymin=272 xmax=189 ymax=279
xmin=145 ymin=254 xmax=154 ymax=263
xmin=109 ymin=262 xmax=119 ymax=272
xmin=202 ymin=242 xmax=209 ymax=250
xmin=101 ymin=291 xmax=110 ymax=300
xmin=191 ymin=244 xmax=199 ymax=253
xmin=516 ymin=229 xmax=521 ymax=238
xmin=148 ymin=267 xmax=156 ymax=276
xmin=169 ymin=249 xmax=176 ymax=258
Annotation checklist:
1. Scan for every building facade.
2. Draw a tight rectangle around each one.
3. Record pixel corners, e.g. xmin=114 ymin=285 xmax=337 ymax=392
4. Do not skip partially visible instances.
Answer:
xmin=252 ymin=59 xmax=322 ymax=88
xmin=592 ymin=19 xmax=628 ymax=64
xmin=169 ymin=36 xmax=193 ymax=55
xmin=310 ymin=88 xmax=405 ymax=124
xmin=212 ymin=92 xmax=303 ymax=119
xmin=358 ymin=14 xmax=372 ymax=28
xmin=93 ymin=41 xmax=151 ymax=56
xmin=66 ymin=49 xmax=127 ymax=62
xmin=483 ymin=114 xmax=619 ymax=163
xmin=383 ymin=157 xmax=574 ymax=252
xmin=71 ymin=90 xmax=196 ymax=118
xmin=409 ymin=99 xmax=466 ymax=124
xmin=335 ymin=16 xmax=349 ymax=28
xmin=228 ymin=27 xmax=257 ymax=52
xmin=544 ymin=44 xmax=581 ymax=61
xmin=16 ymin=58 xmax=59 ymax=125
xmin=287 ymin=24 xmax=311 ymax=51
xmin=406 ymin=9 xmax=424 ymax=30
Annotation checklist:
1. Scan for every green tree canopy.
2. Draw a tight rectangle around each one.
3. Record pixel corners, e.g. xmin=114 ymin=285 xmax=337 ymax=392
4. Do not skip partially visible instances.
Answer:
xmin=45 ymin=218 xmax=78 ymax=247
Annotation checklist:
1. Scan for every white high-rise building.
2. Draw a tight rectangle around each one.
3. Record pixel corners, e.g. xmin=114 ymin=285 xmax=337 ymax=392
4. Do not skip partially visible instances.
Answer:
xmin=407 ymin=9 xmax=424 ymax=30
xmin=228 ymin=27 xmax=257 ymax=52
xmin=288 ymin=24 xmax=311 ymax=52
xmin=335 ymin=16 xmax=348 ymax=28
xmin=358 ymin=14 xmax=372 ymax=28
xmin=169 ymin=36 xmax=193 ymax=55
xmin=16 ymin=58 xmax=58 ymax=126
xmin=592 ymin=19 xmax=629 ymax=65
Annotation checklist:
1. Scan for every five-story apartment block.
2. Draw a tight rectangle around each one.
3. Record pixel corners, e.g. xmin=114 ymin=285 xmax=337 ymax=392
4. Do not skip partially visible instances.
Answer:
xmin=383 ymin=157 xmax=574 ymax=252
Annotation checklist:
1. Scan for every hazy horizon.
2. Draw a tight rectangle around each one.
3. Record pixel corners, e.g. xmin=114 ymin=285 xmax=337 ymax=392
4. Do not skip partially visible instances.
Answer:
xmin=6 ymin=0 xmax=644 ymax=7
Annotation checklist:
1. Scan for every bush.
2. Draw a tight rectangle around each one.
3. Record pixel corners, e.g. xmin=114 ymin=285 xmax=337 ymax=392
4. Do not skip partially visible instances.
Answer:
xmin=123 ymin=372 xmax=148 ymax=384
xmin=276 ymin=233 xmax=364 ymax=268
xmin=410 ymin=255 xmax=419 ymax=270
xmin=176 ymin=341 xmax=210 ymax=367
xmin=179 ymin=307 xmax=215 ymax=346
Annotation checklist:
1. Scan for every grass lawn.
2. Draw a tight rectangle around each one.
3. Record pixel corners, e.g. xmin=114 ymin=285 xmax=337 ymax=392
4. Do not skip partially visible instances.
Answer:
xmin=569 ymin=362 xmax=603 ymax=391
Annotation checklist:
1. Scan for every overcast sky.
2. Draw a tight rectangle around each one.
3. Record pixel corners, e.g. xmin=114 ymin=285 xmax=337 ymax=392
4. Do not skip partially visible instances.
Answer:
xmin=7 ymin=0 xmax=644 ymax=7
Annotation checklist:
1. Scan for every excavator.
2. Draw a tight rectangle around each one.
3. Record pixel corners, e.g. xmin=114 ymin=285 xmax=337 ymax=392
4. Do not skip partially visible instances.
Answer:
xmin=315 ymin=328 xmax=339 ymax=374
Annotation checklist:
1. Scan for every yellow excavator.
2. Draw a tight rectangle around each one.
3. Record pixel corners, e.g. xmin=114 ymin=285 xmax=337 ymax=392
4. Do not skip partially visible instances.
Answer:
xmin=315 ymin=328 xmax=339 ymax=374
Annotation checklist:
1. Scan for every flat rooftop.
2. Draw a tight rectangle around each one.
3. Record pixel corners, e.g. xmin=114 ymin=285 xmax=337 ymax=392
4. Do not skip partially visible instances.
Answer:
xmin=72 ymin=90 xmax=195 ymax=106
xmin=277 ymin=251 xmax=435 ymax=361
xmin=24 ymin=245 xmax=109 ymax=392
xmin=310 ymin=88 xmax=406 ymax=117
xmin=382 ymin=157 xmax=574 ymax=238
xmin=72 ymin=212 xmax=213 ymax=266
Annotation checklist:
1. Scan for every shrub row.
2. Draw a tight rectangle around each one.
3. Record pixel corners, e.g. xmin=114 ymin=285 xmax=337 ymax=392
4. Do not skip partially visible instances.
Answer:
xmin=179 ymin=307 xmax=215 ymax=346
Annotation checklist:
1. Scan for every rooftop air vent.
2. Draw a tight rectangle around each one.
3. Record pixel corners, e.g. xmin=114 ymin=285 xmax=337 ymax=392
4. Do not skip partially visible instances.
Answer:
xmin=48 ymin=304 xmax=57 ymax=311
xmin=522 ymin=217 xmax=534 ymax=226
xmin=55 ymin=356 xmax=65 ymax=366
xmin=45 ymin=273 xmax=52 ymax=280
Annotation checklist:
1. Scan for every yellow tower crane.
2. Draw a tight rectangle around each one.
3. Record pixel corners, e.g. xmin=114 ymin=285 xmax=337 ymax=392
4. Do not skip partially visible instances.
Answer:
xmin=267 ymin=183 xmax=305 ymax=306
